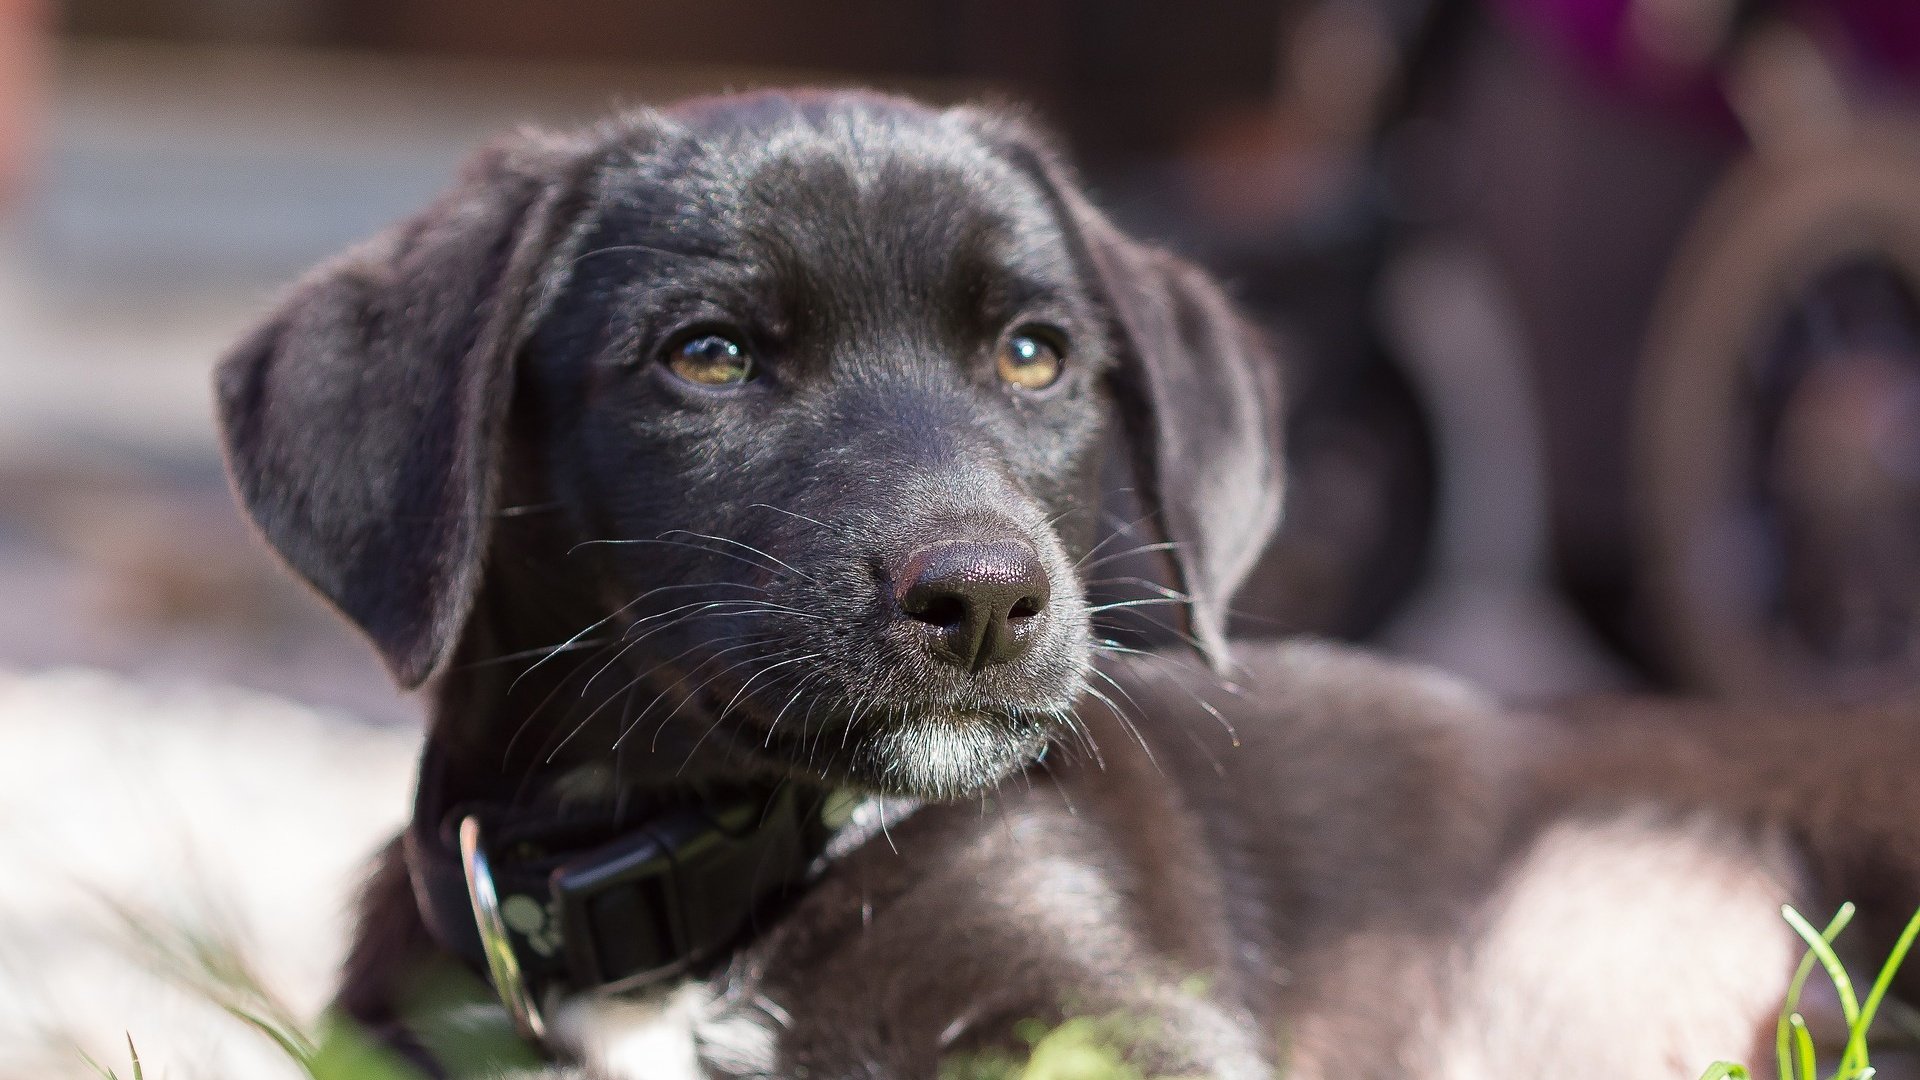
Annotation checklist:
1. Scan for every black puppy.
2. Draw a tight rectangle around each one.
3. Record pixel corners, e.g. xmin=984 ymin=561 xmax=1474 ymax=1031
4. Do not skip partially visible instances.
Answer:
xmin=218 ymin=92 xmax=1920 ymax=1079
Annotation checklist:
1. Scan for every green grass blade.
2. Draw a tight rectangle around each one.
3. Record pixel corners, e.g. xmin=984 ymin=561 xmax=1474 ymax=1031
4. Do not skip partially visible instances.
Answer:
xmin=1845 ymin=907 xmax=1920 ymax=1073
xmin=1787 ymin=903 xmax=1869 ymax=1075
xmin=76 ymin=1034 xmax=141 ymax=1080
xmin=1784 ymin=905 xmax=1862 ymax=1031
xmin=1778 ymin=1001 xmax=1796 ymax=1080
xmin=1778 ymin=904 xmax=1854 ymax=1080
xmin=1791 ymin=1013 xmax=1817 ymax=1080
xmin=217 ymin=1000 xmax=317 ymax=1069
xmin=1698 ymin=1063 xmax=1752 ymax=1079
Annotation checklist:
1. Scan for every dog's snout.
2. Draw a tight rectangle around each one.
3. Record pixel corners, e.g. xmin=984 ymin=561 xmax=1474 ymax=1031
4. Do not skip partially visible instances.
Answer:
xmin=895 ymin=539 xmax=1050 ymax=671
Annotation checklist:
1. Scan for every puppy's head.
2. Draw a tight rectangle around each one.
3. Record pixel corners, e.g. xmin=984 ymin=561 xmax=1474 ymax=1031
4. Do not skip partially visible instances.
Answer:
xmin=215 ymin=92 xmax=1282 ymax=799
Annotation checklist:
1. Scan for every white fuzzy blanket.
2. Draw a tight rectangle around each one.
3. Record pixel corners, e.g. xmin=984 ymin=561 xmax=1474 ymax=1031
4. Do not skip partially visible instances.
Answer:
xmin=0 ymin=668 xmax=417 ymax=1080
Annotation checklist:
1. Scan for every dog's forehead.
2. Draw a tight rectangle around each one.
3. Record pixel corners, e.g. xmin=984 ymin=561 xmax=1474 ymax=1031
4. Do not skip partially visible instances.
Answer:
xmin=594 ymin=101 xmax=1073 ymax=278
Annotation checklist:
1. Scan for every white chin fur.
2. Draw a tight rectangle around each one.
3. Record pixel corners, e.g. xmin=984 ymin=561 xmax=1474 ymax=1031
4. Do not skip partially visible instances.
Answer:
xmin=857 ymin=712 xmax=1046 ymax=799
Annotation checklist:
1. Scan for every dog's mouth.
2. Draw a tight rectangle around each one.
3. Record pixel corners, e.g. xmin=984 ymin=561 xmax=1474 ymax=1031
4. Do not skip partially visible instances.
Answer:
xmin=696 ymin=679 xmax=1073 ymax=799
xmin=845 ymin=708 xmax=1054 ymax=798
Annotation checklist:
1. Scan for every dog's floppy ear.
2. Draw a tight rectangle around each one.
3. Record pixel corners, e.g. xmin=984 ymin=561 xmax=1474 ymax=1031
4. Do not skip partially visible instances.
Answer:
xmin=962 ymin=110 xmax=1286 ymax=665
xmin=215 ymin=131 xmax=598 ymax=688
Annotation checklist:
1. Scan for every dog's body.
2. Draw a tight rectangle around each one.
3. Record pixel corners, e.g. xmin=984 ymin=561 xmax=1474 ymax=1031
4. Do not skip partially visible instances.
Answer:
xmin=522 ymin=643 xmax=1916 ymax=1080
xmin=215 ymin=91 xmax=1919 ymax=1079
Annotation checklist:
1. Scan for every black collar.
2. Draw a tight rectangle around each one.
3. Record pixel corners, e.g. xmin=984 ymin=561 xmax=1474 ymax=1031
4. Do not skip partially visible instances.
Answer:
xmin=403 ymin=744 xmax=864 ymax=1042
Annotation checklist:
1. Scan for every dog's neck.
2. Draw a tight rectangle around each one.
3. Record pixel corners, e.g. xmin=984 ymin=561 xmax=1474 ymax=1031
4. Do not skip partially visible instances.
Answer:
xmin=428 ymin=542 xmax=775 ymax=816
xmin=402 ymin=538 xmax=847 ymax=1038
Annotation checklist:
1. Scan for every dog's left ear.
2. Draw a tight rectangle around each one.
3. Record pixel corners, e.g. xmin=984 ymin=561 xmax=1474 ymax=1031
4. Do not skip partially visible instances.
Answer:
xmin=960 ymin=109 xmax=1286 ymax=665
xmin=215 ymin=129 xmax=601 ymax=688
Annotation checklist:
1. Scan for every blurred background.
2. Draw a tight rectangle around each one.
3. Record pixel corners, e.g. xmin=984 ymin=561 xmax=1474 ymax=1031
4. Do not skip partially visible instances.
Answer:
xmin=2 ymin=0 xmax=1918 ymax=1075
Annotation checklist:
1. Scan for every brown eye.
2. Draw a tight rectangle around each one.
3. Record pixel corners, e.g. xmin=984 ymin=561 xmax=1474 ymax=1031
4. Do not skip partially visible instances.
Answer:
xmin=996 ymin=330 xmax=1064 ymax=391
xmin=666 ymin=333 xmax=752 ymax=386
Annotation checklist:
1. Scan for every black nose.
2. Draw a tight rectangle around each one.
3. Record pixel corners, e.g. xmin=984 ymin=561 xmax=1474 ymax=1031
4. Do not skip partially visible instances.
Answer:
xmin=896 ymin=539 xmax=1050 ymax=671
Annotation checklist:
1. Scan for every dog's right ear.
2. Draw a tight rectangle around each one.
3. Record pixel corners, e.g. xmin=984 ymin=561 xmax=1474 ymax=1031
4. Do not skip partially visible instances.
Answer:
xmin=215 ymin=131 xmax=599 ymax=689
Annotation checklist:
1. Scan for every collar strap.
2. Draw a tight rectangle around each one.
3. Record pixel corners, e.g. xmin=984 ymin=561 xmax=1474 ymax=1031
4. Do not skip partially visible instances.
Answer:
xmin=404 ymin=749 xmax=857 ymax=1043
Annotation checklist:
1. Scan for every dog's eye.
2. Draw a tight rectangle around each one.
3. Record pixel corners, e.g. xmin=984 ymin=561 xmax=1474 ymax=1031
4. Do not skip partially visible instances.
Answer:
xmin=666 ymin=333 xmax=753 ymax=386
xmin=996 ymin=330 xmax=1065 ymax=391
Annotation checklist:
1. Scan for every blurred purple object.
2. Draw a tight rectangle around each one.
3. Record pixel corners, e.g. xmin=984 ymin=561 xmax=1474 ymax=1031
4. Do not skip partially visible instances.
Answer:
xmin=1824 ymin=0 xmax=1920 ymax=76
xmin=1490 ymin=0 xmax=1920 ymax=132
